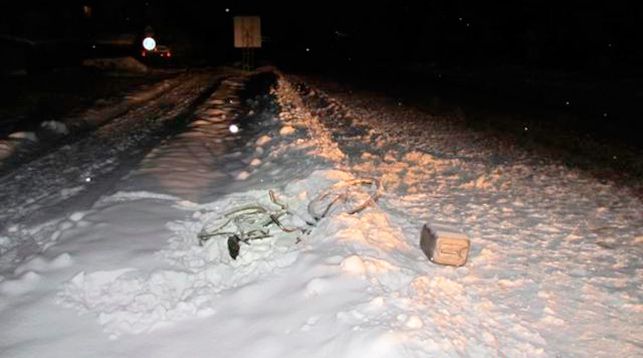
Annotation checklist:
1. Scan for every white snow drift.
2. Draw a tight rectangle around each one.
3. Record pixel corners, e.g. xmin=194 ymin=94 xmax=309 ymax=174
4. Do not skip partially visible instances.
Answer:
xmin=0 ymin=70 xmax=640 ymax=358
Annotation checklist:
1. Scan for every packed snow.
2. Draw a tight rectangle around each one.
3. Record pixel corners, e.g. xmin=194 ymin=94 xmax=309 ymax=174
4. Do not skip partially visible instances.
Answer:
xmin=0 ymin=69 xmax=641 ymax=357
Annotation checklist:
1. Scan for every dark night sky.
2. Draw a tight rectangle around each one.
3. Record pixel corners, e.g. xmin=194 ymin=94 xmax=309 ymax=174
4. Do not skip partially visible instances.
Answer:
xmin=1 ymin=1 xmax=643 ymax=69
xmin=150 ymin=0 xmax=643 ymax=68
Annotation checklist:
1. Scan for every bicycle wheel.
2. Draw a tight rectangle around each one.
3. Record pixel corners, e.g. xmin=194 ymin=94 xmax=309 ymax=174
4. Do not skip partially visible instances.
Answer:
xmin=198 ymin=206 xmax=268 ymax=245
xmin=307 ymin=178 xmax=381 ymax=221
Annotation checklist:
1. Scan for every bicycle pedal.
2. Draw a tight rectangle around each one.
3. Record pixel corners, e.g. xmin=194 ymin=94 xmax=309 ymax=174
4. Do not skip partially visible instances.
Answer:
xmin=228 ymin=235 xmax=241 ymax=260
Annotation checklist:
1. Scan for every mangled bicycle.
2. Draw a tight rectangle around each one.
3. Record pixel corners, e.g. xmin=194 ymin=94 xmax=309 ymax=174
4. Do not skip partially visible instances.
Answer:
xmin=197 ymin=178 xmax=381 ymax=259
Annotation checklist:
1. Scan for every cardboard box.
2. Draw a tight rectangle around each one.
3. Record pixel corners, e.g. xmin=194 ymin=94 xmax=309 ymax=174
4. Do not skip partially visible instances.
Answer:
xmin=420 ymin=224 xmax=470 ymax=267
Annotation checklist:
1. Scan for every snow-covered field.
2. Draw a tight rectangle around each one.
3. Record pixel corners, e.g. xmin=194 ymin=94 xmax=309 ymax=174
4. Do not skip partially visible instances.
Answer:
xmin=0 ymin=69 xmax=641 ymax=357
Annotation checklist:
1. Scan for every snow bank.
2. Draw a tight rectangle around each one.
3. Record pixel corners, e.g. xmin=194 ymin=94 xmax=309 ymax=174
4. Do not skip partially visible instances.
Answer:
xmin=51 ymin=74 xmax=552 ymax=356
xmin=8 ymin=131 xmax=38 ymax=142
xmin=56 ymin=167 xmax=396 ymax=339
xmin=40 ymin=120 xmax=69 ymax=135
xmin=82 ymin=57 xmax=148 ymax=74
xmin=0 ymin=131 xmax=39 ymax=164
xmin=2 ymin=69 xmax=641 ymax=357
xmin=56 ymin=167 xmax=423 ymax=353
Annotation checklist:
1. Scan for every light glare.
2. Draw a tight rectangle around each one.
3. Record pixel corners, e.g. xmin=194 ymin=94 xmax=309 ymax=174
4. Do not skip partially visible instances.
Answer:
xmin=142 ymin=37 xmax=156 ymax=51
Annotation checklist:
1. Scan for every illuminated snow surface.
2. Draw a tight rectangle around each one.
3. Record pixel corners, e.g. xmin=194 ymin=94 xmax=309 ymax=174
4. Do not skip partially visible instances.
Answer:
xmin=1 ymin=71 xmax=641 ymax=357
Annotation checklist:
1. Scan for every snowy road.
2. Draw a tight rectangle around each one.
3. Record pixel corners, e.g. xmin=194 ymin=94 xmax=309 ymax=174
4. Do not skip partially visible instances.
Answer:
xmin=0 ymin=70 xmax=224 ymax=253
xmin=0 ymin=68 xmax=641 ymax=357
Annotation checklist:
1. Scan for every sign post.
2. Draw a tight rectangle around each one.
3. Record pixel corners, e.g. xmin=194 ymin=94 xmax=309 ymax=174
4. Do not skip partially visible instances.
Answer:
xmin=233 ymin=16 xmax=261 ymax=71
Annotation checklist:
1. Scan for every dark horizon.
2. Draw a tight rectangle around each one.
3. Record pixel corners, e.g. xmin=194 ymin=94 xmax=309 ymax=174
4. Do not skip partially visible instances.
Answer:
xmin=2 ymin=1 xmax=643 ymax=150
xmin=2 ymin=1 xmax=643 ymax=71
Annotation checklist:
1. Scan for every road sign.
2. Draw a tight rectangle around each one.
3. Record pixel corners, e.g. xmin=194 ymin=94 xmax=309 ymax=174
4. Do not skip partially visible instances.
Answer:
xmin=234 ymin=16 xmax=261 ymax=48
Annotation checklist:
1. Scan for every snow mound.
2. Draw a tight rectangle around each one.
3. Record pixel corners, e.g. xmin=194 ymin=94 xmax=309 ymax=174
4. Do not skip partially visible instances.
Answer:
xmin=82 ymin=57 xmax=148 ymax=73
xmin=58 ymin=268 xmax=215 ymax=339
xmin=14 ymin=252 xmax=73 ymax=275
xmin=58 ymin=189 xmax=301 ymax=338
xmin=55 ymin=168 xmax=395 ymax=340
xmin=8 ymin=131 xmax=38 ymax=142
xmin=0 ymin=141 xmax=15 ymax=160
xmin=0 ymin=271 xmax=42 ymax=296
xmin=40 ymin=120 xmax=69 ymax=135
